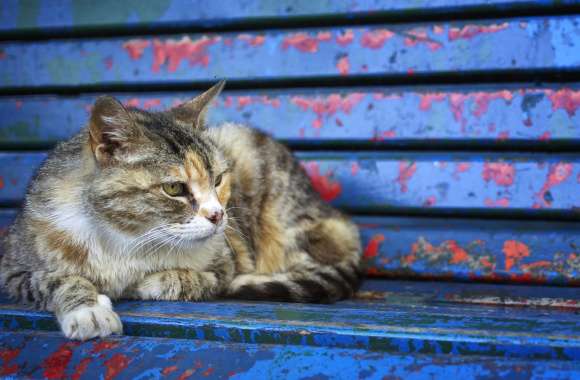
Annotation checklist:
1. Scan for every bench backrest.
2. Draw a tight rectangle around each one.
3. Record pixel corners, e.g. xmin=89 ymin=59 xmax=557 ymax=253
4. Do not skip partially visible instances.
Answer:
xmin=0 ymin=0 xmax=578 ymax=286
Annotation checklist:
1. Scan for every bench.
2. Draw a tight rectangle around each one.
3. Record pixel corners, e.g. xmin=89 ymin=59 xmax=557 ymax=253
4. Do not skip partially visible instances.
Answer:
xmin=0 ymin=0 xmax=579 ymax=378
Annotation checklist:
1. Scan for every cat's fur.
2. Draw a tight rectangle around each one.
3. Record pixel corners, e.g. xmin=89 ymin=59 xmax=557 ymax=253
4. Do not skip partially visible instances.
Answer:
xmin=0 ymin=82 xmax=363 ymax=340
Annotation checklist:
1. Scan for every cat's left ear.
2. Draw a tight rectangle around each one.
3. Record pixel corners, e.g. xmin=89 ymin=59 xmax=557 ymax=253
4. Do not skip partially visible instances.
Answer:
xmin=170 ymin=80 xmax=225 ymax=129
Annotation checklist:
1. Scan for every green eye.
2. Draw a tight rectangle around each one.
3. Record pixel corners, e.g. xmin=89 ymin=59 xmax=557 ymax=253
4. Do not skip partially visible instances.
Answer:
xmin=215 ymin=174 xmax=223 ymax=187
xmin=162 ymin=182 xmax=186 ymax=197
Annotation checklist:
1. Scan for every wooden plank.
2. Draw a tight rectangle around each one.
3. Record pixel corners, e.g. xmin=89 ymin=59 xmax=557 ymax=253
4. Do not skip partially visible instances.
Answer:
xmin=0 ymin=209 xmax=578 ymax=284
xmin=1 ymin=85 xmax=579 ymax=147
xmin=2 ymin=331 xmax=579 ymax=380
xmin=1 ymin=16 xmax=578 ymax=88
xmin=0 ymin=152 xmax=579 ymax=214
xmin=1 ymin=281 xmax=579 ymax=361
xmin=2 ymin=1 xmax=579 ymax=33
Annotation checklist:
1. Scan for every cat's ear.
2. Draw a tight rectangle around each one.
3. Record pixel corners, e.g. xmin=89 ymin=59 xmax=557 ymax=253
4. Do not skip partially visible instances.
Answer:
xmin=170 ymin=80 xmax=225 ymax=129
xmin=88 ymin=95 xmax=142 ymax=164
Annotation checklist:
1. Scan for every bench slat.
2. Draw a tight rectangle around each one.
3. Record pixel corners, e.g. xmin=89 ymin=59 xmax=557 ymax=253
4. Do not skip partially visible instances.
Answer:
xmin=2 ymin=0 xmax=579 ymax=33
xmin=1 ymin=16 xmax=578 ymax=89
xmin=1 ymin=85 xmax=578 ymax=147
xmin=1 ymin=152 xmax=578 ymax=214
xmin=1 ymin=209 xmax=578 ymax=284
xmin=2 ymin=330 xmax=578 ymax=379
xmin=1 ymin=279 xmax=579 ymax=360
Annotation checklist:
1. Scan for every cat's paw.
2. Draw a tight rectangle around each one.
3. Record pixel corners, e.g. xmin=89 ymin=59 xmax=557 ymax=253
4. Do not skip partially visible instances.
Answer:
xmin=59 ymin=294 xmax=123 ymax=340
xmin=133 ymin=272 xmax=179 ymax=300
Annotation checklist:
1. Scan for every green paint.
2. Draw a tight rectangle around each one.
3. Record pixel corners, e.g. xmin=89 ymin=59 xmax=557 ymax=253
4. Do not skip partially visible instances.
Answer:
xmin=17 ymin=0 xmax=40 ymax=28
xmin=0 ymin=121 xmax=38 ymax=141
xmin=71 ymin=0 xmax=171 ymax=28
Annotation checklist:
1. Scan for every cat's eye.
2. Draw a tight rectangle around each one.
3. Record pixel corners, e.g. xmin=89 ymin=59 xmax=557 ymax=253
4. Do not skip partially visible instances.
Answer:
xmin=162 ymin=182 xmax=186 ymax=197
xmin=214 ymin=174 xmax=223 ymax=187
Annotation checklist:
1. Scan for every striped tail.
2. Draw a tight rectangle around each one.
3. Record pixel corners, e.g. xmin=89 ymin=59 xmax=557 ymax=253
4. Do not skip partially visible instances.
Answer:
xmin=227 ymin=259 xmax=363 ymax=304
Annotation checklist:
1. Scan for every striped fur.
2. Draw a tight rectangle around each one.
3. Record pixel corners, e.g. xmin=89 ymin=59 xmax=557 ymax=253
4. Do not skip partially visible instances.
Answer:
xmin=0 ymin=82 xmax=362 ymax=340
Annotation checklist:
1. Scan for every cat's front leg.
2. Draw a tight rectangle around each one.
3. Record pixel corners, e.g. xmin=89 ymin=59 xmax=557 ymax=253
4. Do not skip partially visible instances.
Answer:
xmin=128 ymin=251 xmax=235 ymax=301
xmin=131 ymin=269 xmax=222 ymax=301
xmin=1 ymin=270 xmax=122 ymax=340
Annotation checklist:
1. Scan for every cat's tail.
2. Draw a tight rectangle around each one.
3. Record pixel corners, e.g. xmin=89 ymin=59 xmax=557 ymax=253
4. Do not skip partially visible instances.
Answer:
xmin=227 ymin=218 xmax=364 ymax=304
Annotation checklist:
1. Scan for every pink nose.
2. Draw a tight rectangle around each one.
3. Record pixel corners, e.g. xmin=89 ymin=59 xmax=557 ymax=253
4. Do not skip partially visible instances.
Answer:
xmin=206 ymin=210 xmax=224 ymax=225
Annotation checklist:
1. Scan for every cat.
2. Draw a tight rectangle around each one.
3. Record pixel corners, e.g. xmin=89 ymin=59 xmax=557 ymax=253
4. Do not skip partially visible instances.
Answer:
xmin=0 ymin=81 xmax=363 ymax=340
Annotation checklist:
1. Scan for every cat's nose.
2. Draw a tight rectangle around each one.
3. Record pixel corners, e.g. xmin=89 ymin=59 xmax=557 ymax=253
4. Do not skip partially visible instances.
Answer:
xmin=206 ymin=209 xmax=224 ymax=225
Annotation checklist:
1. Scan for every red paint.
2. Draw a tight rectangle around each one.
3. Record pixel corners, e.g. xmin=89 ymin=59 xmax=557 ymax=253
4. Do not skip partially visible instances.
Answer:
xmin=447 ymin=240 xmax=469 ymax=264
xmin=0 ymin=348 xmax=20 ymax=376
xmin=448 ymin=22 xmax=509 ymax=41
xmin=497 ymin=131 xmax=510 ymax=141
xmin=396 ymin=161 xmax=417 ymax=193
xmin=142 ymin=99 xmax=162 ymax=110
xmin=178 ymin=369 xmax=195 ymax=380
xmin=104 ymin=354 xmax=130 ymax=380
xmin=0 ymin=177 xmax=4 ymax=190
xmin=433 ymin=25 xmax=444 ymax=34
xmin=152 ymin=36 xmax=217 ymax=72
xmin=0 ymin=50 xmax=5 ymax=59
xmin=363 ymin=234 xmax=385 ymax=259
xmin=103 ymin=56 xmax=113 ymax=70
xmin=237 ymin=34 xmax=265 ymax=46
xmin=163 ymin=366 xmax=179 ymax=375
xmin=547 ymin=88 xmax=580 ymax=116
xmin=521 ymin=261 xmax=552 ymax=271
xmin=122 ymin=39 xmax=151 ymax=60
xmin=14 ymin=100 xmax=23 ymax=109
xmin=282 ymin=32 xmax=332 ymax=53
xmin=42 ymin=342 xmax=80 ymax=379
xmin=336 ymin=30 xmax=354 ymax=46
xmin=351 ymin=162 xmax=360 ymax=176
xmin=472 ymin=91 xmax=513 ymax=117
xmin=291 ymin=93 xmax=365 ymax=129
xmin=406 ymin=69 xmax=415 ymax=76
xmin=537 ymin=163 xmax=574 ymax=206
xmin=72 ymin=358 xmax=91 ymax=380
xmin=337 ymin=55 xmax=350 ymax=76
xmin=91 ymin=340 xmax=119 ymax=354
xmin=404 ymin=28 xmax=442 ymax=51
xmin=259 ymin=96 xmax=281 ymax=108
xmin=360 ymin=29 xmax=394 ymax=49
xmin=202 ymin=367 xmax=215 ymax=377
xmin=539 ymin=131 xmax=551 ymax=141
xmin=419 ymin=93 xmax=446 ymax=111
xmin=503 ymin=240 xmax=530 ymax=271
xmin=453 ymin=162 xmax=471 ymax=179
xmin=482 ymin=162 xmax=515 ymax=186
xmin=484 ymin=197 xmax=510 ymax=208
xmin=124 ymin=98 xmax=140 ymax=108
xmin=302 ymin=162 xmax=341 ymax=202
xmin=237 ymin=96 xmax=252 ymax=109
xmin=449 ymin=93 xmax=467 ymax=130
xmin=423 ymin=196 xmax=437 ymax=207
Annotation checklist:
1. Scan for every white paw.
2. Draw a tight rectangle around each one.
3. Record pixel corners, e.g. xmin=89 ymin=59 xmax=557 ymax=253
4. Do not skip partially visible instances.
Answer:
xmin=59 ymin=294 xmax=123 ymax=340
xmin=135 ymin=273 xmax=172 ymax=300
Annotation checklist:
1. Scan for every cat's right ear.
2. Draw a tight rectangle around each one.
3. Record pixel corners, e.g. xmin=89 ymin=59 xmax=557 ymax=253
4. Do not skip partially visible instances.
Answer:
xmin=88 ymin=96 xmax=140 ymax=165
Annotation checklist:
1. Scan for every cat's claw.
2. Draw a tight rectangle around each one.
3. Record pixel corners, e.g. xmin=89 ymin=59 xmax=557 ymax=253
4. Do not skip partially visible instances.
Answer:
xmin=59 ymin=294 xmax=122 ymax=340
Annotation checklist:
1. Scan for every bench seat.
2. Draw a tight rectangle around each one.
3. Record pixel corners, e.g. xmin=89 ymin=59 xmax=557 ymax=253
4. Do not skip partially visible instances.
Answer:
xmin=0 ymin=279 xmax=578 ymax=378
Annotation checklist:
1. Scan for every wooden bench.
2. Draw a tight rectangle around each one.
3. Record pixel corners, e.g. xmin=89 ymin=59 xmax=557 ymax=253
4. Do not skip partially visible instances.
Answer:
xmin=0 ymin=1 xmax=579 ymax=378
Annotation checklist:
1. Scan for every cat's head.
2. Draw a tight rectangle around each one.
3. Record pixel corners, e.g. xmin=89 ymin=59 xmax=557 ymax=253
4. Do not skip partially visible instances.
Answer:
xmin=85 ymin=81 xmax=231 ymax=249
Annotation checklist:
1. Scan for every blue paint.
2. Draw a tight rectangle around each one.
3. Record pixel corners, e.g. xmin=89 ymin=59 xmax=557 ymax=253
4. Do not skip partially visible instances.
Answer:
xmin=1 ymin=17 xmax=579 ymax=88
xmin=0 ymin=86 xmax=578 ymax=146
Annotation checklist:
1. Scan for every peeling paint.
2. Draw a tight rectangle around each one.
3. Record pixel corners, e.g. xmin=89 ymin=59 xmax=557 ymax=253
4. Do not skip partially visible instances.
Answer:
xmin=281 ymin=32 xmax=332 ymax=53
xmin=404 ymin=28 xmax=442 ymax=51
xmin=302 ymin=162 xmax=341 ymax=202
xmin=237 ymin=34 xmax=265 ymax=46
xmin=337 ymin=55 xmax=350 ymax=75
xmin=104 ymin=354 xmax=130 ymax=380
xmin=336 ymin=30 xmax=354 ymax=46
xmin=482 ymin=162 xmax=515 ymax=187
xmin=396 ymin=161 xmax=417 ymax=193
xmin=503 ymin=240 xmax=530 ymax=271
xmin=448 ymin=22 xmax=509 ymax=41
xmin=290 ymin=93 xmax=365 ymax=128
xmin=537 ymin=163 xmax=574 ymax=206
xmin=547 ymin=88 xmax=580 ymax=116
xmin=364 ymin=234 xmax=385 ymax=259
xmin=42 ymin=342 xmax=79 ymax=380
xmin=122 ymin=39 xmax=151 ymax=60
xmin=151 ymin=36 xmax=218 ymax=72
xmin=360 ymin=29 xmax=394 ymax=49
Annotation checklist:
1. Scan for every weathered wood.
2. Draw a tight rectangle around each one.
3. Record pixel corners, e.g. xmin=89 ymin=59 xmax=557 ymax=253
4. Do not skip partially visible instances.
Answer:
xmin=1 ymin=85 xmax=578 ymax=147
xmin=1 ymin=16 xmax=579 ymax=88
xmin=2 ymin=0 xmax=579 ymax=34
xmin=2 ymin=330 xmax=579 ymax=380
xmin=0 ymin=279 xmax=579 ymax=360
xmin=1 ymin=210 xmax=577 ymax=284
xmin=1 ymin=152 xmax=578 ymax=214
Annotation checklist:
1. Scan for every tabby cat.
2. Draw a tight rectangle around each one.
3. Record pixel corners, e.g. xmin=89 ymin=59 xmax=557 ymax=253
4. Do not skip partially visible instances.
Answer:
xmin=0 ymin=82 xmax=362 ymax=340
